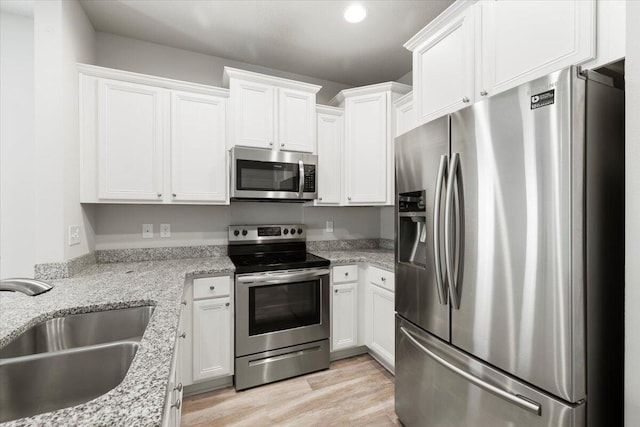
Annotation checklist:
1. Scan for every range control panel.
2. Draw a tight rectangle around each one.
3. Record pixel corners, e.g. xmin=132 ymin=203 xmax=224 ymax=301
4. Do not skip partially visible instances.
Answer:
xmin=228 ymin=224 xmax=306 ymax=244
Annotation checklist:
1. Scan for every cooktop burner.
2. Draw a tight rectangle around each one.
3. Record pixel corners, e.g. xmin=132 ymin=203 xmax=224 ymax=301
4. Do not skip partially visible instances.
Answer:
xmin=227 ymin=224 xmax=329 ymax=274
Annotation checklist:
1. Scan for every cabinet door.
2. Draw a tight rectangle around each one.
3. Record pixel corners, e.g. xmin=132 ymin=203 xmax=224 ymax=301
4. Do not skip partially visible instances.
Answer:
xmin=316 ymin=112 xmax=343 ymax=204
xmin=344 ymin=93 xmax=388 ymax=204
xmin=394 ymin=96 xmax=415 ymax=138
xmin=97 ymin=79 xmax=164 ymax=201
xmin=278 ymin=88 xmax=316 ymax=153
xmin=479 ymin=0 xmax=595 ymax=97
xmin=170 ymin=91 xmax=227 ymax=203
xmin=192 ymin=297 xmax=232 ymax=381
xmin=366 ymin=283 xmax=395 ymax=367
xmin=413 ymin=7 xmax=475 ymax=125
xmin=229 ymin=79 xmax=275 ymax=149
xmin=331 ymin=282 xmax=358 ymax=351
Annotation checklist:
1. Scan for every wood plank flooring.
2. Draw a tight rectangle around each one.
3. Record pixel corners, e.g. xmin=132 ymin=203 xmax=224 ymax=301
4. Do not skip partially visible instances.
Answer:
xmin=181 ymin=355 xmax=400 ymax=427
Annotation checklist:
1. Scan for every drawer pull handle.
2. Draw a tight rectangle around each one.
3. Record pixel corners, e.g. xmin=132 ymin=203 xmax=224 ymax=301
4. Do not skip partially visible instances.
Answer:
xmin=179 ymin=332 xmax=186 ymax=339
xmin=381 ymin=277 xmax=386 ymax=282
xmin=173 ymin=382 xmax=183 ymax=392
xmin=181 ymin=301 xmax=187 ymax=306
xmin=172 ymin=399 xmax=181 ymax=410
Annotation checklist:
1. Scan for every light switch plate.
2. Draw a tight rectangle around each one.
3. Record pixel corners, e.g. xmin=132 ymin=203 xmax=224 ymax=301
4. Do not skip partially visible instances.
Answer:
xmin=68 ymin=225 xmax=81 ymax=246
xmin=325 ymin=220 xmax=334 ymax=233
xmin=143 ymin=224 xmax=153 ymax=239
xmin=160 ymin=224 xmax=171 ymax=238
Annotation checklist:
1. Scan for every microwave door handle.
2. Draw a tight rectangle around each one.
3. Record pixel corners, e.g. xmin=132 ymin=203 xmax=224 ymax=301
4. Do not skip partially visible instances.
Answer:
xmin=298 ymin=160 xmax=304 ymax=198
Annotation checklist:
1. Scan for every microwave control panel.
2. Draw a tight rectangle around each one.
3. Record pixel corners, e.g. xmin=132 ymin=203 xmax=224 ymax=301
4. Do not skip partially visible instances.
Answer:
xmin=303 ymin=165 xmax=316 ymax=192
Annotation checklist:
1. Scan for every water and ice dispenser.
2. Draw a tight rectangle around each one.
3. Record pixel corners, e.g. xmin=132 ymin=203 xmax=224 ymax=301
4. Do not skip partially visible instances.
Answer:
xmin=398 ymin=190 xmax=427 ymax=267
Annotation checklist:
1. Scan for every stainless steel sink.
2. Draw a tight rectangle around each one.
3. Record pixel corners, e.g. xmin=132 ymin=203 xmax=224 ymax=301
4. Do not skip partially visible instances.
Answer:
xmin=0 ymin=341 xmax=139 ymax=422
xmin=0 ymin=305 xmax=156 ymax=422
xmin=0 ymin=305 xmax=155 ymax=358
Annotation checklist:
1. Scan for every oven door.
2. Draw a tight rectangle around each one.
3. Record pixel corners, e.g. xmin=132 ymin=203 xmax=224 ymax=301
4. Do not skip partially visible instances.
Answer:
xmin=230 ymin=147 xmax=317 ymax=200
xmin=235 ymin=268 xmax=330 ymax=356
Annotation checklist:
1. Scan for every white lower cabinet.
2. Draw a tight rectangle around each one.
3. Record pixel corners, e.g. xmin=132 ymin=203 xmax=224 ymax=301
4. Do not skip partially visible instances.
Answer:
xmin=163 ymin=299 xmax=186 ymax=427
xmin=192 ymin=297 xmax=233 ymax=381
xmin=180 ymin=275 xmax=234 ymax=389
xmin=331 ymin=265 xmax=359 ymax=351
xmin=365 ymin=266 xmax=395 ymax=370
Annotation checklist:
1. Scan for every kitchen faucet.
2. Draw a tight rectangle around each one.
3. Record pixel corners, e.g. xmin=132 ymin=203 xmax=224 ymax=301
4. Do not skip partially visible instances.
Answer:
xmin=0 ymin=278 xmax=53 ymax=296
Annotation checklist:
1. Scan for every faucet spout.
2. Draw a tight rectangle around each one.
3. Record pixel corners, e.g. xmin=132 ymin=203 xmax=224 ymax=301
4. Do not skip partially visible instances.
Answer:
xmin=0 ymin=278 xmax=54 ymax=296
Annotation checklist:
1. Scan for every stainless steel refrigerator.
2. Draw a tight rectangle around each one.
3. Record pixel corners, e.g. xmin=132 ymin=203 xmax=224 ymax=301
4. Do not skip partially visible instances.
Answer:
xmin=394 ymin=67 xmax=624 ymax=426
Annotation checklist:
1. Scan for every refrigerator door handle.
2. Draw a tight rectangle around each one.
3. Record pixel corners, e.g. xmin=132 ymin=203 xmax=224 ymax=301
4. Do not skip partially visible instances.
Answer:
xmin=399 ymin=326 xmax=542 ymax=416
xmin=445 ymin=152 xmax=461 ymax=309
xmin=433 ymin=155 xmax=448 ymax=305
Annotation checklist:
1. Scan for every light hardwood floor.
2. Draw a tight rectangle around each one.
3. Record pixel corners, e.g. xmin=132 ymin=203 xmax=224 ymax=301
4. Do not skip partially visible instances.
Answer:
xmin=181 ymin=354 xmax=400 ymax=426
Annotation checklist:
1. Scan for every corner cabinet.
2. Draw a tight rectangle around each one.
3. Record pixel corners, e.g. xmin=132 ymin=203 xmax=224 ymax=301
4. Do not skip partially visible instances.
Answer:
xmin=331 ymin=82 xmax=411 ymax=206
xmin=79 ymin=64 xmax=229 ymax=205
xmin=315 ymin=106 xmax=344 ymax=205
xmin=224 ymin=67 xmax=320 ymax=153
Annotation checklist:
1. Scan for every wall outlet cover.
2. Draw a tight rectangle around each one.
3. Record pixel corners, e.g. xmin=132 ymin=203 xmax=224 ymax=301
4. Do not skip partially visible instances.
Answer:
xmin=160 ymin=223 xmax=171 ymax=238
xmin=143 ymin=224 xmax=153 ymax=239
xmin=325 ymin=220 xmax=334 ymax=233
xmin=68 ymin=225 xmax=81 ymax=246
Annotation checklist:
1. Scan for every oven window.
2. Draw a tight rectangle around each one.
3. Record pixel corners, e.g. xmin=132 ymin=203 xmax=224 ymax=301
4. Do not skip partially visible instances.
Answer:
xmin=237 ymin=160 xmax=299 ymax=192
xmin=249 ymin=280 xmax=320 ymax=336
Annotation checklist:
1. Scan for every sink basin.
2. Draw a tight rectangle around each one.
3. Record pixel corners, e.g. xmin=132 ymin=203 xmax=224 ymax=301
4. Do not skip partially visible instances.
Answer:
xmin=0 ymin=341 xmax=139 ymax=422
xmin=0 ymin=305 xmax=155 ymax=358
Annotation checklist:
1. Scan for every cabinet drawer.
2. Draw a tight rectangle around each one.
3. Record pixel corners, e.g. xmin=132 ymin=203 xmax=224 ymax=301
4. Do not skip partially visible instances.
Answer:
xmin=332 ymin=265 xmax=358 ymax=283
xmin=368 ymin=266 xmax=394 ymax=292
xmin=193 ymin=276 xmax=231 ymax=299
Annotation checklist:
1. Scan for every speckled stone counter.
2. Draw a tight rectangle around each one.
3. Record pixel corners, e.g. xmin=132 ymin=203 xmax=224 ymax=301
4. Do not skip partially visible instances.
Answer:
xmin=0 ymin=257 xmax=234 ymax=427
xmin=310 ymin=249 xmax=395 ymax=271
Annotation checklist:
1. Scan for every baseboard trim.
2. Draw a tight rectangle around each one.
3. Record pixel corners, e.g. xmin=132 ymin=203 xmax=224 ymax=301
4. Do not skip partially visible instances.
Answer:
xmin=330 ymin=345 xmax=368 ymax=361
xmin=184 ymin=376 xmax=233 ymax=397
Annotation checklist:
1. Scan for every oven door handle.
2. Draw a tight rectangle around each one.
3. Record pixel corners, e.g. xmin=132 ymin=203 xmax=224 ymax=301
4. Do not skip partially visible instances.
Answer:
xmin=237 ymin=269 xmax=330 ymax=285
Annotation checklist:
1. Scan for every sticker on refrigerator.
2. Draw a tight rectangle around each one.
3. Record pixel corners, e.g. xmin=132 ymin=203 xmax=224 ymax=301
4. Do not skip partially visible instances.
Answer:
xmin=530 ymin=89 xmax=555 ymax=110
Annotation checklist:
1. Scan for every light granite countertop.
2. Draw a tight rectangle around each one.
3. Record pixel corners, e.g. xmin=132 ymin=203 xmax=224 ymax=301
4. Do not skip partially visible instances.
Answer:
xmin=310 ymin=249 xmax=395 ymax=271
xmin=0 ymin=257 xmax=234 ymax=427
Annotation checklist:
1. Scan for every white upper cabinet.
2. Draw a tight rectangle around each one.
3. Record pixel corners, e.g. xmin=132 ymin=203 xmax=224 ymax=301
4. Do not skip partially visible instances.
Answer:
xmin=315 ymin=106 xmax=343 ymax=205
xmin=345 ymin=92 xmax=388 ymax=204
xmin=170 ymin=91 xmax=227 ymax=203
xmin=332 ymin=82 xmax=411 ymax=206
xmin=228 ymin=79 xmax=275 ymax=149
xmin=278 ymin=88 xmax=316 ymax=152
xmin=224 ymin=67 xmax=320 ymax=153
xmin=97 ymin=79 xmax=165 ymax=201
xmin=478 ymin=0 xmax=596 ymax=98
xmin=394 ymin=91 xmax=415 ymax=137
xmin=406 ymin=5 xmax=475 ymax=126
xmin=80 ymin=65 xmax=230 ymax=205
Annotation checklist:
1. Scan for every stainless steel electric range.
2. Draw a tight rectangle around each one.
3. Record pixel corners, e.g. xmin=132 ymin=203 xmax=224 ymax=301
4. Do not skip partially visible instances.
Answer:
xmin=228 ymin=224 xmax=331 ymax=391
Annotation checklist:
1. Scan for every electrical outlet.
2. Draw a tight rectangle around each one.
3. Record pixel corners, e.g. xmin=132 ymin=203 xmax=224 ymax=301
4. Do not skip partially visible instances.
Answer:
xmin=160 ymin=224 xmax=171 ymax=238
xmin=68 ymin=225 xmax=81 ymax=246
xmin=325 ymin=220 xmax=334 ymax=233
xmin=142 ymin=224 xmax=153 ymax=239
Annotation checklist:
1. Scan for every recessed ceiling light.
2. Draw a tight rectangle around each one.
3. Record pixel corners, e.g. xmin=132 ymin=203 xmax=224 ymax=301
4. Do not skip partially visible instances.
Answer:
xmin=344 ymin=4 xmax=367 ymax=23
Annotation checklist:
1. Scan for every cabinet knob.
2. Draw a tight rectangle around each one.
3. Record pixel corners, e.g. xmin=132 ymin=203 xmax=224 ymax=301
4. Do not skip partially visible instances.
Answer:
xmin=280 ymin=143 xmax=285 ymax=147
xmin=157 ymin=193 xmax=162 ymax=198
xmin=209 ymin=285 xmax=215 ymax=290
xmin=381 ymin=277 xmax=386 ymax=281
xmin=269 ymin=142 xmax=274 ymax=146
xmin=179 ymin=332 xmax=186 ymax=339
xmin=181 ymin=301 xmax=187 ymax=306
xmin=173 ymin=382 xmax=183 ymax=392
xmin=318 ymin=197 xmax=323 ymax=201
xmin=172 ymin=193 xmax=177 ymax=197
xmin=348 ymin=196 xmax=352 ymax=201
xmin=225 ymin=302 xmax=230 ymax=307
xmin=462 ymin=97 xmax=470 ymax=103
xmin=172 ymin=399 xmax=182 ymax=410
xmin=335 ymin=289 xmax=338 ymax=293
xmin=345 ymin=272 xmax=349 ymax=276
xmin=480 ymin=90 xmax=488 ymax=96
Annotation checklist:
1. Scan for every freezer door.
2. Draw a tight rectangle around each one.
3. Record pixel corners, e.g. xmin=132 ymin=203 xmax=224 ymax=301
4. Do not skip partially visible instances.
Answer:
xmin=448 ymin=68 xmax=584 ymax=402
xmin=395 ymin=316 xmax=585 ymax=427
xmin=395 ymin=116 xmax=449 ymax=340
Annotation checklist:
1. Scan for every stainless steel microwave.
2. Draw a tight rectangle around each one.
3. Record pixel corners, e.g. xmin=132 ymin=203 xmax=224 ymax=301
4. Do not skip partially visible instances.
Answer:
xmin=230 ymin=147 xmax=317 ymax=201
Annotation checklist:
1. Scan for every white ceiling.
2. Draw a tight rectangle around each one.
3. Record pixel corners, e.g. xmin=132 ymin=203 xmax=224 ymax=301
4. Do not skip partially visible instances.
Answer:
xmin=79 ymin=0 xmax=454 ymax=86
